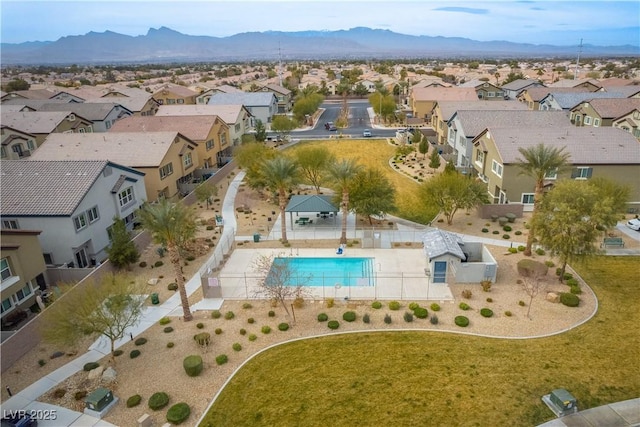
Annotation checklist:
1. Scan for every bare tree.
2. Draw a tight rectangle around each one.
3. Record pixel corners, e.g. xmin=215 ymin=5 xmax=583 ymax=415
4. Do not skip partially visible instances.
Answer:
xmin=252 ymin=254 xmax=311 ymax=318
xmin=521 ymin=273 xmax=547 ymax=319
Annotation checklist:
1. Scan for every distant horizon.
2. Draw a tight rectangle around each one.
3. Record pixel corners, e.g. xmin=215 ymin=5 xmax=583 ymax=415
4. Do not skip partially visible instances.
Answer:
xmin=2 ymin=1 xmax=639 ymax=47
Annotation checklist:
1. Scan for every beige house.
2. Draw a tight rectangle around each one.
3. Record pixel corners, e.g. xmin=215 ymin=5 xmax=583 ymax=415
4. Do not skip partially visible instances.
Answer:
xmin=153 ymin=83 xmax=198 ymax=105
xmin=548 ymin=78 xmax=602 ymax=91
xmin=1 ymin=229 xmax=48 ymax=327
xmin=109 ymin=115 xmax=230 ymax=168
xmin=255 ymin=84 xmax=293 ymax=113
xmin=471 ymin=126 xmax=640 ymax=210
xmin=516 ymin=87 xmax=595 ymax=110
xmin=0 ymin=111 xmax=93 ymax=148
xmin=409 ymin=87 xmax=478 ymax=124
xmin=1 ymin=126 xmax=37 ymax=160
xmin=91 ymin=96 xmax=160 ymax=117
xmin=459 ymin=79 xmax=505 ymax=100
xmin=613 ymin=108 xmax=640 ymax=140
xmin=29 ymin=132 xmax=199 ymax=201
xmin=570 ymin=98 xmax=640 ymax=128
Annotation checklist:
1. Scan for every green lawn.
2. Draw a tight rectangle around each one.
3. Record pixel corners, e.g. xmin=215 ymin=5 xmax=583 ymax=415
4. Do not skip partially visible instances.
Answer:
xmin=200 ymin=257 xmax=640 ymax=427
xmin=285 ymin=139 xmax=438 ymax=224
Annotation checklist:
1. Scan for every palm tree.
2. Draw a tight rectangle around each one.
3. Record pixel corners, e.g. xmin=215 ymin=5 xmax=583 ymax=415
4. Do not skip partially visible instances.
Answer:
xmin=326 ymin=159 xmax=363 ymax=244
xmin=261 ymin=156 xmax=300 ymax=243
xmin=138 ymin=199 xmax=198 ymax=321
xmin=515 ymin=143 xmax=571 ymax=256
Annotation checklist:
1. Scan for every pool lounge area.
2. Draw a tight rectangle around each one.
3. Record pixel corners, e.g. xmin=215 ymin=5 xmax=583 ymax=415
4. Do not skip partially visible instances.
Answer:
xmin=215 ymin=248 xmax=454 ymax=301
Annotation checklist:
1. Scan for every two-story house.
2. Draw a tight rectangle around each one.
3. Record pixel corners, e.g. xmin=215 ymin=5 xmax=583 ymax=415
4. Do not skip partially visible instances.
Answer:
xmin=208 ymin=92 xmax=278 ymax=126
xmin=500 ymin=79 xmax=545 ymax=100
xmin=109 ymin=115 xmax=230 ymax=168
xmin=613 ymin=108 xmax=640 ymax=140
xmin=548 ymin=78 xmax=602 ymax=91
xmin=255 ymin=84 xmax=293 ymax=113
xmin=155 ymin=104 xmax=253 ymax=147
xmin=409 ymin=87 xmax=478 ymax=124
xmin=538 ymin=91 xmax=628 ymax=112
xmin=516 ymin=87 xmax=597 ymax=110
xmin=1 ymin=229 xmax=48 ymax=325
xmin=569 ymin=98 xmax=640 ymax=128
xmin=0 ymin=111 xmax=93 ymax=148
xmin=459 ymin=80 xmax=505 ymax=100
xmin=471 ymin=126 xmax=640 ymax=210
xmin=1 ymin=126 xmax=38 ymax=160
xmin=152 ymin=83 xmax=198 ymax=106
xmin=29 ymin=132 xmax=198 ymax=201
xmin=0 ymin=160 xmax=147 ymax=267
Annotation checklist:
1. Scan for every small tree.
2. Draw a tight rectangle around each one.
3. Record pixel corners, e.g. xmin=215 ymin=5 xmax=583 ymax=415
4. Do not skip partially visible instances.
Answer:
xmin=252 ymin=254 xmax=311 ymax=318
xmin=271 ymin=115 xmax=298 ymax=140
xmin=254 ymin=119 xmax=267 ymax=142
xmin=194 ymin=182 xmax=218 ymax=209
xmin=521 ymin=273 xmax=547 ymax=319
xmin=293 ymin=145 xmax=335 ymax=193
xmin=428 ymin=148 xmax=441 ymax=171
xmin=41 ymin=273 xmax=145 ymax=363
xmin=349 ymin=167 xmax=396 ymax=225
xmin=106 ymin=217 xmax=140 ymax=270
xmin=418 ymin=139 xmax=429 ymax=159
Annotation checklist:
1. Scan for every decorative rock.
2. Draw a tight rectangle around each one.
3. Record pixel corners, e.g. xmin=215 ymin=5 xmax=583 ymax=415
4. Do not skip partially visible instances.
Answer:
xmin=88 ymin=366 xmax=104 ymax=380
xmin=102 ymin=367 xmax=117 ymax=383
xmin=546 ymin=292 xmax=560 ymax=303
xmin=147 ymin=278 xmax=159 ymax=286
xmin=50 ymin=351 xmax=65 ymax=359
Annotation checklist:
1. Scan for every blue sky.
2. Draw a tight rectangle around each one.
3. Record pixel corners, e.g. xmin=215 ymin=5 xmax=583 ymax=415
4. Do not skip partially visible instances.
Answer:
xmin=1 ymin=0 xmax=638 ymax=46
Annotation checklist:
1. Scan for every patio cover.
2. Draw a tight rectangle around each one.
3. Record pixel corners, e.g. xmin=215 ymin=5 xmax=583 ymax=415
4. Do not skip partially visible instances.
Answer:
xmin=285 ymin=195 xmax=338 ymax=229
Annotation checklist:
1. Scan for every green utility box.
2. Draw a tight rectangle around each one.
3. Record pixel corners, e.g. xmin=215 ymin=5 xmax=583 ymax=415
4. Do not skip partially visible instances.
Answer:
xmin=253 ymin=233 xmax=260 ymax=243
xmin=151 ymin=293 xmax=159 ymax=305
xmin=550 ymin=389 xmax=577 ymax=412
xmin=85 ymin=387 xmax=114 ymax=411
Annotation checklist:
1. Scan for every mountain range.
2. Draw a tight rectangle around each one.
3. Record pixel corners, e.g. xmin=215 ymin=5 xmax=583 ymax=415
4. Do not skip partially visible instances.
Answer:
xmin=2 ymin=26 xmax=638 ymax=65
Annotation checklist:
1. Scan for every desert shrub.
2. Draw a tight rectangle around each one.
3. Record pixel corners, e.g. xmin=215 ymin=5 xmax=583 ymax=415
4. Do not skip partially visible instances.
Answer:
xmin=481 ymin=228 xmax=489 ymax=233
xmin=163 ymin=326 xmax=174 ymax=333
xmin=371 ymin=301 xmax=383 ymax=309
xmin=211 ymin=310 xmax=221 ymax=319
xmin=363 ymin=313 xmax=370 ymax=324
xmin=388 ymin=301 xmax=401 ymax=310
xmin=413 ymin=307 xmax=428 ymax=319
xmin=244 ymin=317 xmax=254 ymax=324
xmin=563 ymin=273 xmax=574 ymax=281
xmin=480 ymin=308 xmax=494 ymax=318
xmin=167 ymin=342 xmax=175 ymax=348
xmin=342 ymin=311 xmax=356 ymax=322
xmin=461 ymin=289 xmax=472 ymax=299
xmin=503 ymin=225 xmax=512 ymax=232
xmin=83 ymin=362 xmax=99 ymax=372
xmin=570 ymin=285 xmax=582 ymax=294
xmin=166 ymin=402 xmax=190 ymax=425
xmin=154 ymin=261 xmax=163 ymax=268
xmin=408 ymin=302 xmax=420 ymax=311
xmin=261 ymin=325 xmax=271 ymax=334
xmin=517 ymin=259 xmax=549 ymax=277
xmin=430 ymin=303 xmax=441 ymax=312
xmin=183 ymin=355 xmax=203 ymax=377
xmin=492 ymin=230 xmax=500 ymax=235
xmin=196 ymin=323 xmax=204 ymax=329
xmin=53 ymin=388 xmax=66 ymax=398
xmin=293 ymin=296 xmax=305 ymax=308
xmin=535 ymin=248 xmax=545 ymax=256
xmin=214 ymin=328 xmax=222 ymax=335
xmin=327 ymin=320 xmax=340 ymax=330
xmin=515 ymin=230 xmax=522 ymax=236
xmin=560 ymin=293 xmax=580 ymax=307
xmin=113 ymin=350 xmax=123 ymax=357
xmin=268 ymin=310 xmax=276 ymax=317
xmin=454 ymin=316 xmax=469 ymax=327
xmin=518 ymin=300 xmax=526 ymax=307
xmin=403 ymin=312 xmax=414 ymax=322
xmin=503 ymin=234 xmax=511 ymax=239
xmin=135 ymin=337 xmax=147 ymax=346
xmin=38 ymin=359 xmax=46 ymax=367
xmin=159 ymin=317 xmax=171 ymax=325
xmin=74 ymin=390 xmax=87 ymax=400
xmin=384 ymin=314 xmax=392 ymax=324
xmin=278 ymin=322 xmax=289 ymax=331
xmin=545 ymin=260 xmax=555 ymax=267
xmin=508 ymin=247 xmax=518 ymax=254
xmin=167 ymin=282 xmax=178 ymax=291
xmin=242 ymin=302 xmax=253 ymax=309
xmin=317 ymin=313 xmax=328 ymax=322
xmin=486 ymin=298 xmax=493 ymax=303
xmin=248 ymin=334 xmax=257 ymax=341
xmin=459 ymin=302 xmax=470 ymax=311
xmin=430 ymin=315 xmax=439 ymax=325
xmin=566 ymin=278 xmax=579 ymax=287
xmin=206 ymin=225 xmax=214 ymax=231
xmin=517 ymin=245 xmax=526 ymax=252
xmin=185 ymin=255 xmax=196 ymax=262
xmin=193 ymin=332 xmax=211 ymax=346
xmin=481 ymin=280 xmax=492 ymax=292
xmin=139 ymin=261 xmax=147 ymax=268
xmin=130 ymin=350 xmax=141 ymax=359
xmin=326 ymin=298 xmax=335 ymax=308
xmin=224 ymin=311 xmax=235 ymax=320
xmin=239 ymin=328 xmax=247 ymax=335
xmin=148 ymin=392 xmax=169 ymax=410
xmin=505 ymin=311 xmax=512 ymax=317
xmin=216 ymin=354 xmax=228 ymax=365
xmin=232 ymin=342 xmax=242 ymax=351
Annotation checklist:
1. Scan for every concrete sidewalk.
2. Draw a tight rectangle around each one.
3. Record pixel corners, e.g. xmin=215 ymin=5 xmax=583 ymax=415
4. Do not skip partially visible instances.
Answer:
xmin=537 ymin=397 xmax=640 ymax=427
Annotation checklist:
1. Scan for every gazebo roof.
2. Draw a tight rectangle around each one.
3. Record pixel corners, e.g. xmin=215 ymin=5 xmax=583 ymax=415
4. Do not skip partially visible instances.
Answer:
xmin=422 ymin=229 xmax=465 ymax=260
xmin=285 ymin=195 xmax=337 ymax=213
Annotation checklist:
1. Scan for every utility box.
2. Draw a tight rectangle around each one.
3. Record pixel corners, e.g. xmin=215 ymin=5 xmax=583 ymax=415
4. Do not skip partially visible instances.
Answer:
xmin=253 ymin=233 xmax=260 ymax=243
xmin=85 ymin=387 xmax=114 ymax=412
xmin=550 ymin=389 xmax=577 ymax=412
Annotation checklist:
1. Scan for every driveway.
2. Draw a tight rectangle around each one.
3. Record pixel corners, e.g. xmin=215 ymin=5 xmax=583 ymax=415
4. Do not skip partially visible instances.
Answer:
xmin=616 ymin=221 xmax=640 ymax=242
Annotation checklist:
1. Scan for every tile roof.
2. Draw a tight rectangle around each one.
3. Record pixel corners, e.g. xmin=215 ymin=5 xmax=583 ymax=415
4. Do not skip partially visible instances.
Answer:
xmin=481 ymin=126 xmax=640 ymax=164
xmin=29 ymin=131 xmax=185 ymax=167
xmin=262 ymin=84 xmax=291 ymax=96
xmin=412 ymin=87 xmax=478 ymax=102
xmin=5 ymin=89 xmax=58 ymax=100
xmin=90 ymin=96 xmax=155 ymax=112
xmin=422 ymin=229 xmax=465 ymax=260
xmin=500 ymin=79 xmax=544 ymax=91
xmin=0 ymin=160 xmax=108 ymax=216
xmin=549 ymin=78 xmax=602 ymax=88
xmin=438 ymin=100 xmax=528 ymax=121
xmin=109 ymin=115 xmax=225 ymax=140
xmin=153 ymin=83 xmax=198 ymax=97
xmin=580 ymin=98 xmax=640 ymax=119
xmin=208 ymin=92 xmax=276 ymax=106
xmin=155 ymin=104 xmax=248 ymax=124
xmin=543 ymin=92 xmax=629 ymax=109
xmin=1 ymin=111 xmax=76 ymax=133
xmin=522 ymin=87 xmax=592 ymax=102
xmin=7 ymin=101 xmax=129 ymax=121
xmin=454 ymin=110 xmax=569 ymax=137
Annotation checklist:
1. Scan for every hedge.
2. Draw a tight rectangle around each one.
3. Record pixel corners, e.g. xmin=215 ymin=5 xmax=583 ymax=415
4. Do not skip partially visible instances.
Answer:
xmin=413 ymin=307 xmax=428 ymax=319
xmin=126 ymin=394 xmax=142 ymax=408
xmin=317 ymin=313 xmax=328 ymax=322
xmin=342 ymin=311 xmax=356 ymax=322
xmin=327 ymin=320 xmax=340 ymax=330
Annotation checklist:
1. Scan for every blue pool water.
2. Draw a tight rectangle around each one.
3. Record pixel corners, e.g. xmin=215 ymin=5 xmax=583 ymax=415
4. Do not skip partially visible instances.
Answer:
xmin=269 ymin=257 xmax=375 ymax=287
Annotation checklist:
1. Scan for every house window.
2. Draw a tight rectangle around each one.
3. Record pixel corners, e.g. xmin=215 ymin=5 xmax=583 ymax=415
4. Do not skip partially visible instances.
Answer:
xmin=43 ymin=253 xmax=53 ymax=265
xmin=177 ymin=99 xmax=184 ymax=104
xmin=206 ymin=139 xmax=214 ymax=151
xmin=27 ymin=140 xmax=35 ymax=150
xmin=0 ymin=147 xmax=5 ymax=158
xmin=488 ymin=92 xmax=495 ymax=98
xmin=118 ymin=187 xmax=134 ymax=207
xmin=78 ymin=128 xmax=86 ymax=133
xmin=167 ymin=99 xmax=176 ymax=105
xmin=1 ymin=297 xmax=12 ymax=314
xmin=15 ymin=283 xmax=32 ymax=302
xmin=584 ymin=116 xmax=592 ymax=125
xmin=1 ymin=258 xmax=12 ymax=281
xmin=2 ymin=219 xmax=19 ymax=229
xmin=522 ymin=194 xmax=535 ymax=204
xmin=544 ymin=168 xmax=557 ymax=180
xmin=183 ymin=152 xmax=193 ymax=168
xmin=159 ymin=162 xmax=173 ymax=179
xmin=491 ymin=160 xmax=503 ymax=177
xmin=235 ymin=123 xmax=241 ymax=132
xmin=572 ymin=167 xmax=593 ymax=180
xmin=73 ymin=213 xmax=88 ymax=231
xmin=447 ymin=127 xmax=456 ymax=143
xmin=220 ymin=133 xmax=227 ymax=146
xmin=475 ymin=150 xmax=485 ymax=166
xmin=593 ymin=118 xmax=600 ymax=127
xmin=87 ymin=206 xmax=100 ymax=223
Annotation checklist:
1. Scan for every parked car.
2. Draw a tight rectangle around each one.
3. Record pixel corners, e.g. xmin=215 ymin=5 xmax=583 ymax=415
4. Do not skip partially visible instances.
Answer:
xmin=1 ymin=413 xmax=37 ymax=427
xmin=324 ymin=122 xmax=334 ymax=130
xmin=626 ymin=218 xmax=640 ymax=231
xmin=362 ymin=129 xmax=372 ymax=137
xmin=328 ymin=124 xmax=337 ymax=131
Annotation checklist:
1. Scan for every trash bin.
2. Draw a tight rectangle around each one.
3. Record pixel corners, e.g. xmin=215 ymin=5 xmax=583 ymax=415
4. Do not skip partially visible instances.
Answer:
xmin=151 ymin=293 xmax=159 ymax=305
xmin=253 ymin=233 xmax=260 ymax=243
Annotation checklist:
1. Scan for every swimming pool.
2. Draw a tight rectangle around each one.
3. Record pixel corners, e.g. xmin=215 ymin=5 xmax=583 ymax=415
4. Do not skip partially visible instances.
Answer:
xmin=269 ymin=257 xmax=375 ymax=287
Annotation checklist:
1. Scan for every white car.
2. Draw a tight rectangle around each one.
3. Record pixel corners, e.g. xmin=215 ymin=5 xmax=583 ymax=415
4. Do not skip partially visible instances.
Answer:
xmin=362 ymin=129 xmax=372 ymax=137
xmin=627 ymin=218 xmax=640 ymax=231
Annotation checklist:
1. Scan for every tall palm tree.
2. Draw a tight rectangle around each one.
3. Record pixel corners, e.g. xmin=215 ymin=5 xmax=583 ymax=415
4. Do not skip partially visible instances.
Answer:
xmin=515 ymin=143 xmax=571 ymax=256
xmin=261 ymin=156 xmax=300 ymax=243
xmin=138 ymin=199 xmax=198 ymax=321
xmin=326 ymin=159 xmax=363 ymax=244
